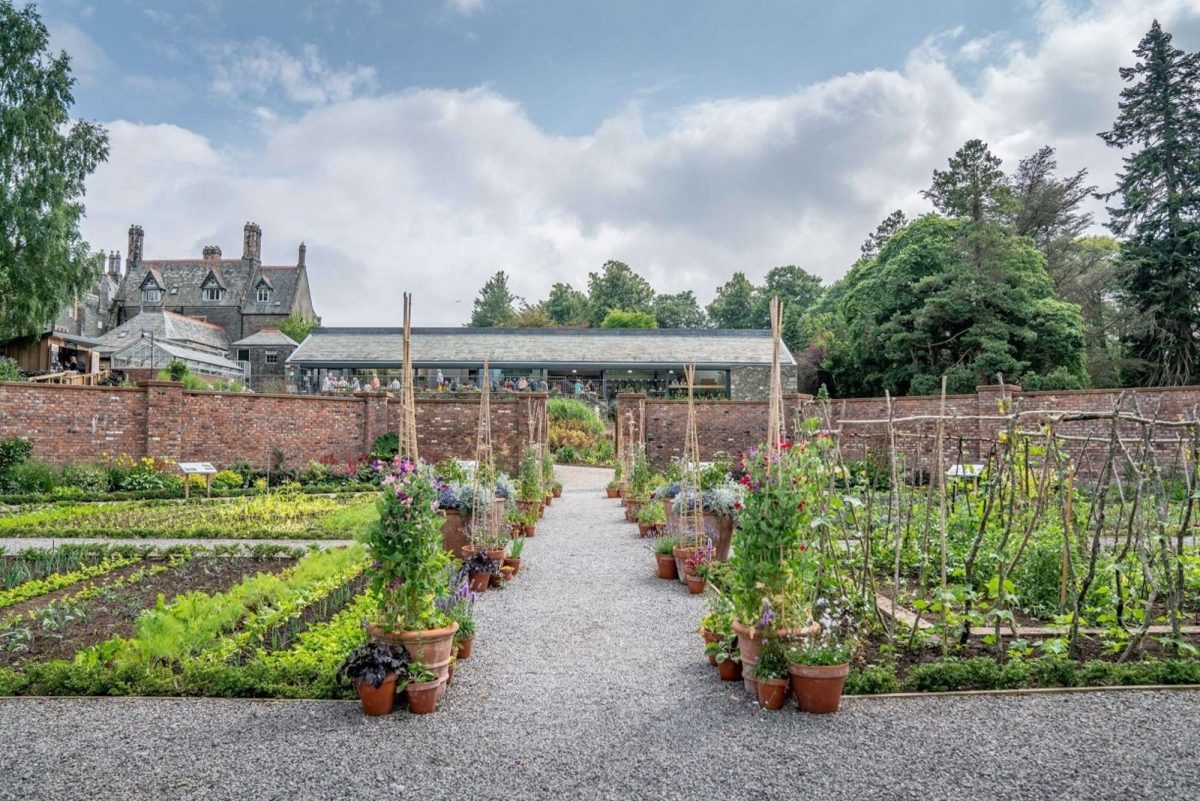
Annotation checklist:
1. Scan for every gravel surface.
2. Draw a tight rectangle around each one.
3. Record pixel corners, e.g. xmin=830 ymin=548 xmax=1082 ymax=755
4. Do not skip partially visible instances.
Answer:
xmin=2 ymin=465 xmax=1199 ymax=801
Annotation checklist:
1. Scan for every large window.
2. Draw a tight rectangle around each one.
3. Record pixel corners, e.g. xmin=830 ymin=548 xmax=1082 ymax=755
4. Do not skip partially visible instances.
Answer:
xmin=141 ymin=288 xmax=161 ymax=304
xmin=203 ymin=287 xmax=223 ymax=302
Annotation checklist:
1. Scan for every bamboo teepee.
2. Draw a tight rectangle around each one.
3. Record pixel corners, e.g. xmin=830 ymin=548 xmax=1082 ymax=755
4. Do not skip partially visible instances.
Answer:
xmin=398 ymin=293 xmax=419 ymax=462
xmin=765 ymin=297 xmax=785 ymax=474
xmin=682 ymin=364 xmax=704 ymax=546
xmin=469 ymin=359 xmax=498 ymax=543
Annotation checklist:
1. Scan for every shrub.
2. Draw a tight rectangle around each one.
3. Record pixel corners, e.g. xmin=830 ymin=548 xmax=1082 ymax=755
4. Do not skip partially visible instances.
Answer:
xmin=0 ymin=437 xmax=33 ymax=485
xmin=5 ymin=460 xmax=57 ymax=493
xmin=845 ymin=665 xmax=901 ymax=695
xmin=370 ymin=433 xmax=398 ymax=461
xmin=0 ymin=356 xmax=19 ymax=382
xmin=299 ymin=460 xmax=330 ymax=485
xmin=211 ymin=470 xmax=244 ymax=490
xmin=59 ymin=464 xmax=110 ymax=493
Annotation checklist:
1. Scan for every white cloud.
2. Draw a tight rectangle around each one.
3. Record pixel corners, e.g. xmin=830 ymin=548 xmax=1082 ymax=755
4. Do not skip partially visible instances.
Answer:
xmin=79 ymin=0 xmax=1200 ymax=327
xmin=209 ymin=39 xmax=377 ymax=106
xmin=445 ymin=0 xmax=486 ymax=16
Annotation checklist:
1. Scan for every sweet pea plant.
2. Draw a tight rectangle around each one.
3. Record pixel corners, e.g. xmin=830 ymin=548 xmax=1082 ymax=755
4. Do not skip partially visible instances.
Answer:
xmin=362 ymin=457 xmax=450 ymax=633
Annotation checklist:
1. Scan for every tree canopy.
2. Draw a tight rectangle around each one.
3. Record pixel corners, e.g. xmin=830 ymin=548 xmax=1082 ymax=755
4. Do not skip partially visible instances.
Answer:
xmin=469 ymin=270 xmax=518 ymax=327
xmin=599 ymin=309 xmax=657 ymax=329
xmin=0 ymin=1 xmax=109 ymax=340
xmin=586 ymin=261 xmax=655 ymax=327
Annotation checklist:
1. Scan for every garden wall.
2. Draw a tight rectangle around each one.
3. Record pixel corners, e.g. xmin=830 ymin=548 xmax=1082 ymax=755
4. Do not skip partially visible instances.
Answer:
xmin=620 ymin=384 xmax=1200 ymax=476
xmin=0 ymin=382 xmax=546 ymax=472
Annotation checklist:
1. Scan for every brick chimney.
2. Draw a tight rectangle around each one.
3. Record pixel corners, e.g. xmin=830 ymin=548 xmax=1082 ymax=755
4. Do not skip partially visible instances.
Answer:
xmin=297 ymin=241 xmax=306 ymax=267
xmin=242 ymin=222 xmax=262 ymax=263
xmin=202 ymin=245 xmax=222 ymax=261
xmin=126 ymin=225 xmax=144 ymax=271
xmin=107 ymin=250 xmax=122 ymax=278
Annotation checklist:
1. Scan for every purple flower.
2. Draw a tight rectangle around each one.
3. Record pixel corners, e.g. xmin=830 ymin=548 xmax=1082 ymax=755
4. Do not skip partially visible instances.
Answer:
xmin=759 ymin=601 xmax=776 ymax=629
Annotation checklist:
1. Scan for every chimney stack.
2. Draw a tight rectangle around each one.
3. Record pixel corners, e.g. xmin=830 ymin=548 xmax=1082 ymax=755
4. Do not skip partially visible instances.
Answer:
xmin=297 ymin=241 xmax=306 ymax=267
xmin=126 ymin=225 xmax=144 ymax=271
xmin=242 ymin=222 xmax=262 ymax=263
xmin=202 ymin=245 xmax=222 ymax=261
xmin=107 ymin=250 xmax=122 ymax=277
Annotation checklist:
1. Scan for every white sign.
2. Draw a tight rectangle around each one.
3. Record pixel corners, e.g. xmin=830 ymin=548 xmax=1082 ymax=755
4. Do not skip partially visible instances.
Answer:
xmin=947 ymin=464 xmax=984 ymax=478
xmin=178 ymin=462 xmax=217 ymax=475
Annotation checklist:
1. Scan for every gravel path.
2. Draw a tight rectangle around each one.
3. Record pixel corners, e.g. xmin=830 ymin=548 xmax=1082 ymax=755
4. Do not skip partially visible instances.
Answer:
xmin=2 ymin=465 xmax=1198 ymax=801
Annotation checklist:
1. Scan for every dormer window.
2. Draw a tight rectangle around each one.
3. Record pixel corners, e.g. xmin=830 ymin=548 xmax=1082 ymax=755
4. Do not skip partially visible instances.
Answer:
xmin=142 ymin=288 xmax=162 ymax=304
xmin=257 ymin=286 xmax=272 ymax=303
xmin=203 ymin=287 xmax=224 ymax=302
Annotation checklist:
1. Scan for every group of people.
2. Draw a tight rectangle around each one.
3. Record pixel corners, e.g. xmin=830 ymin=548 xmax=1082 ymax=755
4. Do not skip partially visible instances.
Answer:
xmin=312 ymin=369 xmax=599 ymax=397
xmin=319 ymin=372 xmax=400 ymax=395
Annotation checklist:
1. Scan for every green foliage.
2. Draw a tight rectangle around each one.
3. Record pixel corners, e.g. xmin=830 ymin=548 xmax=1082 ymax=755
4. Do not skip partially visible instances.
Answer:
xmin=0 ymin=554 xmax=141 ymax=610
xmin=638 ymin=499 xmax=666 ymax=525
xmin=0 ymin=1 xmax=109 ymax=340
xmin=167 ymin=360 xmax=188 ymax=382
xmin=469 ymin=270 xmax=518 ymax=327
xmin=600 ymin=309 xmax=657 ymax=329
xmin=5 ymin=459 xmax=56 ymax=494
xmin=515 ymin=448 xmax=542 ymax=502
xmin=210 ymin=470 xmax=244 ymax=490
xmin=706 ymin=272 xmax=758 ymax=329
xmin=58 ymin=464 xmax=108 ymax=493
xmin=922 ymin=138 xmax=1013 ymax=223
xmin=586 ymin=261 xmax=655 ymax=327
xmin=652 ymin=291 xmax=707 ymax=328
xmin=370 ymin=433 xmax=399 ymax=461
xmin=0 ymin=356 xmax=19 ymax=382
xmin=544 ymin=283 xmax=589 ymax=326
xmin=1099 ymin=21 xmax=1200 ymax=386
xmin=278 ymin=314 xmax=317 ymax=343
xmin=0 ymin=437 xmax=32 ymax=489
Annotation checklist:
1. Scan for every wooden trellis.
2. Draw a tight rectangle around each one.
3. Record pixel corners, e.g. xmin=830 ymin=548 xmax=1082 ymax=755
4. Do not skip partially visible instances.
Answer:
xmin=682 ymin=364 xmax=704 ymax=546
xmin=765 ymin=297 xmax=785 ymax=474
xmin=398 ymin=292 xmax=419 ymax=462
xmin=470 ymin=359 xmax=498 ymax=542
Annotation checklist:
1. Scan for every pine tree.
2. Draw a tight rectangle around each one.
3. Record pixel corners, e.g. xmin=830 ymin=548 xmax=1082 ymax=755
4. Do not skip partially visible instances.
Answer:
xmin=706 ymin=272 xmax=758 ymax=328
xmin=469 ymin=271 xmax=518 ymax=327
xmin=1100 ymin=21 xmax=1200 ymax=385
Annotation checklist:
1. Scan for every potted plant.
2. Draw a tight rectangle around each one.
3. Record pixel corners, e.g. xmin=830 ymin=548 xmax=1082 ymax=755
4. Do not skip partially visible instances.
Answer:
xmin=505 ymin=506 xmax=524 ymax=538
xmin=405 ymin=662 xmax=441 ymax=714
xmin=363 ymin=457 xmax=458 ymax=692
xmin=337 ymin=640 xmax=410 ymax=716
xmin=518 ymin=507 xmax=538 ymax=537
xmin=684 ymin=539 xmax=714 ymax=594
xmin=515 ymin=447 xmax=542 ymax=515
xmin=753 ymin=639 xmax=791 ymax=710
xmin=551 ymin=480 xmax=563 ymax=499
xmin=705 ymin=636 xmax=742 ymax=682
xmin=541 ymin=451 xmax=555 ymax=506
xmin=462 ymin=550 xmax=498 ymax=593
xmin=672 ymin=479 xmax=743 ymax=562
xmin=787 ymin=600 xmax=855 ymax=714
xmin=623 ymin=448 xmax=653 ymax=520
xmin=637 ymin=499 xmax=666 ymax=537
xmin=607 ymin=462 xmax=623 ymax=498
xmin=504 ymin=536 xmax=524 ymax=576
xmin=439 ymin=577 xmax=477 ymax=659
xmin=653 ymin=535 xmax=679 ymax=580
xmin=699 ymin=594 xmax=733 ymax=666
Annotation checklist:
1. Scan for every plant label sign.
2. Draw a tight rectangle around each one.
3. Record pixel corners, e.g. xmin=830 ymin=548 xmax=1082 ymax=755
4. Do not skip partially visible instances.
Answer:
xmin=178 ymin=462 xmax=217 ymax=498
xmin=178 ymin=462 xmax=217 ymax=474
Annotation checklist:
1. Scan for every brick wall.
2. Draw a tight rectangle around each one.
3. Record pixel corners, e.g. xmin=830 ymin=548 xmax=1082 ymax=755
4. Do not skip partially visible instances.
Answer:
xmin=0 ymin=382 xmax=546 ymax=471
xmin=622 ymin=384 xmax=1200 ymax=475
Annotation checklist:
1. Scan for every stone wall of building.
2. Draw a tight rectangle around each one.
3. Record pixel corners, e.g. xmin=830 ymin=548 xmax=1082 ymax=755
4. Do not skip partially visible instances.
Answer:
xmin=0 ymin=382 xmax=546 ymax=471
xmin=728 ymin=365 xmax=799 ymax=401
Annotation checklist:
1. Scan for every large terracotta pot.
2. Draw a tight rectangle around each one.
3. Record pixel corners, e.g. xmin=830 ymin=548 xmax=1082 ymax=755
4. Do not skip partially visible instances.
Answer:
xmin=702 ymin=511 xmax=735 ymax=561
xmin=441 ymin=510 xmax=468 ymax=558
xmin=655 ymin=553 xmax=678 ymax=580
xmin=732 ymin=620 xmax=764 ymax=696
xmin=355 ymin=675 xmax=398 ymax=716
xmin=368 ymin=621 xmax=459 ymax=698
xmin=789 ymin=663 xmax=849 ymax=714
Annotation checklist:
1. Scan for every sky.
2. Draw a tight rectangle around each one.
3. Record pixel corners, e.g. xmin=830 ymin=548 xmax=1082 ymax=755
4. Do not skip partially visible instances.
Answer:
xmin=34 ymin=0 xmax=1200 ymax=326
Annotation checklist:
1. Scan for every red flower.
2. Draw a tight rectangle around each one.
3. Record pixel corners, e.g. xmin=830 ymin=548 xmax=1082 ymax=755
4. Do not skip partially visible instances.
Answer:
xmin=798 ymin=544 xmax=807 ymax=552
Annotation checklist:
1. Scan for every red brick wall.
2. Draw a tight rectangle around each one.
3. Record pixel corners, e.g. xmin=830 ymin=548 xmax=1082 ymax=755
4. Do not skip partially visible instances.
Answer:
xmin=0 ymin=382 xmax=546 ymax=471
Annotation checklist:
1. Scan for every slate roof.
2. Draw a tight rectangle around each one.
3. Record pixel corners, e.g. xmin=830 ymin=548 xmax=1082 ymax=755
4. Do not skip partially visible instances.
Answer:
xmin=96 ymin=310 xmax=230 ymax=355
xmin=116 ymin=259 xmax=303 ymax=314
xmin=231 ymin=328 xmax=298 ymax=347
xmin=109 ymin=339 xmax=246 ymax=378
xmin=240 ymin=266 xmax=301 ymax=315
xmin=287 ymin=328 xmax=796 ymax=369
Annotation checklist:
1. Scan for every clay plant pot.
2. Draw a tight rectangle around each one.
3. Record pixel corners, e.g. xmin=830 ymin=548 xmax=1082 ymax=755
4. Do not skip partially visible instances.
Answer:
xmin=441 ymin=509 xmax=469 ymax=558
xmin=685 ymin=574 xmax=706 ymax=595
xmin=731 ymin=620 xmax=764 ymax=696
xmin=655 ymin=552 xmax=678 ymax=580
xmin=672 ymin=546 xmax=696 ymax=586
xmin=756 ymin=677 xmax=789 ymax=711
xmin=553 ymin=487 xmax=562 ymax=498
xmin=456 ymin=636 xmax=474 ymax=660
xmin=499 ymin=565 xmax=516 ymax=583
xmin=624 ymin=500 xmax=642 ymax=522
xmin=486 ymin=547 xmax=507 ymax=564
xmin=616 ymin=486 xmax=624 ymax=499
xmin=510 ymin=524 xmax=524 ymax=538
xmin=789 ymin=663 xmax=850 ymax=714
xmin=717 ymin=658 xmax=743 ymax=682
xmin=702 ymin=511 xmax=735 ymax=561
xmin=544 ymin=495 xmax=553 ymax=507
xmin=369 ymin=621 xmax=458 ymax=698
xmin=700 ymin=628 xmax=721 ymax=666
xmin=406 ymin=679 xmax=441 ymax=714
xmin=446 ymin=660 xmax=455 ymax=687
xmin=537 ymin=503 xmax=545 ymax=519
xmin=355 ymin=675 xmax=398 ymax=717
xmin=469 ymin=570 xmax=491 ymax=593
xmin=637 ymin=522 xmax=654 ymax=538
xmin=523 ymin=523 xmax=537 ymax=537
xmin=503 ymin=556 xmax=521 ymax=576
xmin=516 ymin=499 xmax=539 ymax=516
xmin=606 ymin=487 xmax=620 ymax=498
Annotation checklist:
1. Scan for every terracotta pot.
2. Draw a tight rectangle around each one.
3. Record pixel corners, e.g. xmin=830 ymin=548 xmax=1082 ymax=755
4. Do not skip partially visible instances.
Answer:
xmin=456 ymin=636 xmax=474 ymax=659
xmin=544 ymin=495 xmax=553 ymax=507
xmin=446 ymin=661 xmax=455 ymax=686
xmin=369 ymin=621 xmax=458 ymax=698
xmin=516 ymin=500 xmax=538 ymax=515
xmin=789 ymin=662 xmax=850 ymax=714
xmin=624 ymin=500 xmax=642 ymax=522
xmin=655 ymin=552 xmax=678 ymax=580
xmin=700 ymin=627 xmax=721 ymax=666
xmin=486 ymin=547 xmax=506 ymax=564
xmin=499 ymin=565 xmax=515 ymax=583
xmin=406 ymin=679 xmax=440 ymax=714
xmin=440 ymin=509 xmax=469 ymax=558
xmin=537 ymin=503 xmax=545 ymax=519
xmin=355 ymin=675 xmax=398 ymax=716
xmin=616 ymin=487 xmax=624 ymax=499
xmin=637 ymin=522 xmax=654 ymax=537
xmin=672 ymin=546 xmax=695 ymax=586
xmin=717 ymin=658 xmax=743 ymax=682
xmin=503 ymin=556 xmax=521 ymax=576
xmin=606 ymin=487 xmax=620 ymax=498
xmin=523 ymin=523 xmax=536 ymax=537
xmin=510 ymin=524 xmax=524 ymax=538
xmin=702 ymin=511 xmax=735 ymax=561
xmin=757 ymin=677 xmax=789 ymax=711
xmin=469 ymin=571 xmax=490 ymax=593
xmin=685 ymin=574 xmax=706 ymax=595
xmin=732 ymin=620 xmax=764 ymax=696
xmin=553 ymin=487 xmax=562 ymax=498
